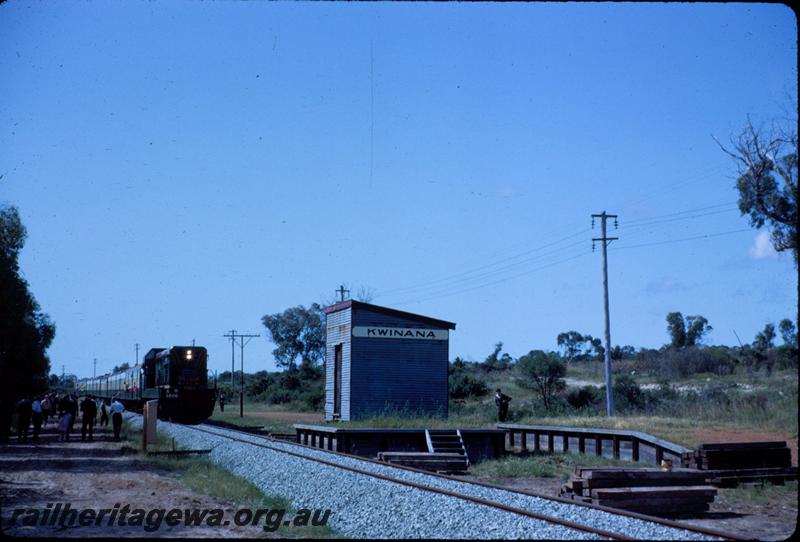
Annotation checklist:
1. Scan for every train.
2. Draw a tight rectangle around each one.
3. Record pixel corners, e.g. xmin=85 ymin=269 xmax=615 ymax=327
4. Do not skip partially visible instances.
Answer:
xmin=77 ymin=346 xmax=217 ymax=424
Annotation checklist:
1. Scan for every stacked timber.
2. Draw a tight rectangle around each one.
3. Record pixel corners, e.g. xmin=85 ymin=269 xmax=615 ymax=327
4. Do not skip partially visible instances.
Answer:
xmin=690 ymin=441 xmax=792 ymax=470
xmin=706 ymin=466 xmax=798 ymax=487
xmin=377 ymin=451 xmax=469 ymax=473
xmin=560 ymin=467 xmax=717 ymax=516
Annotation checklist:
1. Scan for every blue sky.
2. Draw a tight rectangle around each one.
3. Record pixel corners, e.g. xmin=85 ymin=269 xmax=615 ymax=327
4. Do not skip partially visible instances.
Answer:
xmin=1 ymin=2 xmax=796 ymax=378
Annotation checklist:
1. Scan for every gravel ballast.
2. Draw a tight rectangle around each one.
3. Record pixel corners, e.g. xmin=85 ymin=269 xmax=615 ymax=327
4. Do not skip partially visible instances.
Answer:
xmin=131 ymin=417 xmax=721 ymax=540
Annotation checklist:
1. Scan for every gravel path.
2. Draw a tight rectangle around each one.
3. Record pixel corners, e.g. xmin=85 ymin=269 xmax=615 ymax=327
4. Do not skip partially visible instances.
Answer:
xmin=131 ymin=417 xmax=722 ymax=540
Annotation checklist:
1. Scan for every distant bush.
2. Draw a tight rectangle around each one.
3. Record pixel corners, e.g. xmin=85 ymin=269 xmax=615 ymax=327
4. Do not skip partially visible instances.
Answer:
xmin=449 ymin=373 xmax=489 ymax=400
xmin=638 ymin=346 xmax=736 ymax=379
xmin=613 ymin=374 xmax=646 ymax=412
xmin=566 ymin=386 xmax=600 ymax=410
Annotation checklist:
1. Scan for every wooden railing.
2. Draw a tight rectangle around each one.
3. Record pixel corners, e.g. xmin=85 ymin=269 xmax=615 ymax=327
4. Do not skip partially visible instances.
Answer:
xmin=496 ymin=423 xmax=692 ymax=466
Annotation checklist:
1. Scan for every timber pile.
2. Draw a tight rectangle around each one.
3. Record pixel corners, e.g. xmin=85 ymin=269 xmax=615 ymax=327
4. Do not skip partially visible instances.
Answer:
xmin=377 ymin=451 xmax=469 ymax=473
xmin=560 ymin=467 xmax=717 ymax=516
xmin=691 ymin=441 xmax=792 ymax=470
xmin=705 ymin=466 xmax=798 ymax=487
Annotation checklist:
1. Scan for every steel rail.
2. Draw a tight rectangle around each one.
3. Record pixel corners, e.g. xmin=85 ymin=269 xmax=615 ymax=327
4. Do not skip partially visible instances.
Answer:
xmin=187 ymin=424 xmax=631 ymax=540
xmin=202 ymin=421 xmax=751 ymax=541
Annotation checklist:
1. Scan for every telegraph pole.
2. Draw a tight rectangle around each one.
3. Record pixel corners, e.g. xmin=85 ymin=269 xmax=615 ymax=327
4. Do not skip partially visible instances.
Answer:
xmin=223 ymin=329 xmax=236 ymax=386
xmin=134 ymin=343 xmax=140 ymax=366
xmin=223 ymin=330 xmax=260 ymax=417
xmin=337 ymin=285 xmax=350 ymax=302
xmin=592 ymin=211 xmax=618 ymax=417
xmin=93 ymin=358 xmax=97 ymax=378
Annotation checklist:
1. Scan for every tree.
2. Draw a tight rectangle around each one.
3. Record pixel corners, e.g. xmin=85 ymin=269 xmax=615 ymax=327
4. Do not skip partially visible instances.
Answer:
xmin=112 ymin=362 xmax=130 ymax=374
xmin=778 ymin=318 xmax=797 ymax=346
xmin=588 ymin=336 xmax=605 ymax=359
xmin=261 ymin=303 xmax=326 ymax=371
xmin=1 ymin=205 xmax=56 ymax=440
xmin=666 ymin=312 xmax=711 ymax=348
xmin=482 ymin=341 xmax=513 ymax=372
xmin=611 ymin=345 xmax=636 ymax=361
xmin=666 ymin=312 xmax=687 ymax=348
xmin=753 ymin=323 xmax=776 ymax=351
xmin=716 ymin=117 xmax=798 ymax=263
xmin=685 ymin=315 xmax=712 ymax=346
xmin=516 ymin=350 xmax=566 ymax=410
xmin=556 ymin=331 xmax=585 ymax=363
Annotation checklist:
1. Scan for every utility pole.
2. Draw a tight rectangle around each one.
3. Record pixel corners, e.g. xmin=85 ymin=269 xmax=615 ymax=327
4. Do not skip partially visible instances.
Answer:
xmin=93 ymin=358 xmax=97 ymax=378
xmin=134 ymin=343 xmax=140 ymax=366
xmin=223 ymin=329 xmax=236 ymax=386
xmin=337 ymin=285 xmax=350 ymax=302
xmin=592 ymin=211 xmax=618 ymax=417
xmin=223 ymin=330 xmax=260 ymax=417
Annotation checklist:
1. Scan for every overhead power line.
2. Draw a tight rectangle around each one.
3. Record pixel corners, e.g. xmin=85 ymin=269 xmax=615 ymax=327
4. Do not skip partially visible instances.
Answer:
xmin=610 ymin=228 xmax=752 ymax=251
xmin=391 ymin=250 xmax=590 ymax=307
xmin=377 ymin=227 xmax=591 ymax=298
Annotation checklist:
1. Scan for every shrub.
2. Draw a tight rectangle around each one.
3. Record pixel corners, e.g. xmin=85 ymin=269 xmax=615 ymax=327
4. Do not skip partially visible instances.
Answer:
xmin=516 ymin=350 xmax=566 ymax=411
xmin=566 ymin=386 xmax=600 ymax=410
xmin=449 ymin=373 xmax=489 ymax=400
xmin=613 ymin=374 xmax=646 ymax=412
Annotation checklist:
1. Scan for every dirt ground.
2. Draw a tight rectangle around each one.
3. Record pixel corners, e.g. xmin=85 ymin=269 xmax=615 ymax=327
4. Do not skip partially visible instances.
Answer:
xmin=477 ymin=476 xmax=798 ymax=541
xmin=0 ymin=423 xmax=271 ymax=538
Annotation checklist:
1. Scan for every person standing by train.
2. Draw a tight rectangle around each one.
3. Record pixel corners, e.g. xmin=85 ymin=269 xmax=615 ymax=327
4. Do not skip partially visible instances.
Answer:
xmin=42 ymin=395 xmax=53 ymax=426
xmin=57 ymin=394 xmax=72 ymax=442
xmin=67 ymin=394 xmax=79 ymax=436
xmin=219 ymin=392 xmax=225 ymax=413
xmin=30 ymin=397 xmax=43 ymax=441
xmin=80 ymin=395 xmax=98 ymax=441
xmin=15 ymin=397 xmax=32 ymax=442
xmin=99 ymin=399 xmax=109 ymax=427
xmin=109 ymin=398 xmax=125 ymax=440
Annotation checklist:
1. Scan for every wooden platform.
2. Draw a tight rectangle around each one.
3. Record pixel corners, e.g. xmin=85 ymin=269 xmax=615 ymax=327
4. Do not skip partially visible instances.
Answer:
xmin=377 ymin=451 xmax=469 ymax=473
xmin=560 ymin=467 xmax=717 ymax=517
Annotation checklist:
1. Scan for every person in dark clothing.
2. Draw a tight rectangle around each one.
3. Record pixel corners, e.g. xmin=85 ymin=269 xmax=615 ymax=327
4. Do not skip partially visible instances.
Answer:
xmin=495 ymin=388 xmax=512 ymax=422
xmin=110 ymin=398 xmax=125 ymax=440
xmin=58 ymin=394 xmax=77 ymax=441
xmin=16 ymin=398 xmax=32 ymax=442
xmin=67 ymin=394 xmax=79 ymax=434
xmin=219 ymin=393 xmax=225 ymax=413
xmin=80 ymin=395 xmax=98 ymax=441
xmin=31 ymin=397 xmax=43 ymax=441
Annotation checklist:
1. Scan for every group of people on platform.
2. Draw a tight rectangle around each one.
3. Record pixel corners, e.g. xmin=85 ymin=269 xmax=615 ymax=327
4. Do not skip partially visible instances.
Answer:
xmin=12 ymin=393 xmax=125 ymax=443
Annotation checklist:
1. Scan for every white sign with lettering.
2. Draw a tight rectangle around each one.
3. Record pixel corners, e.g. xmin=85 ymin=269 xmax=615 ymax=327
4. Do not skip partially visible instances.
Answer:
xmin=352 ymin=326 xmax=448 ymax=341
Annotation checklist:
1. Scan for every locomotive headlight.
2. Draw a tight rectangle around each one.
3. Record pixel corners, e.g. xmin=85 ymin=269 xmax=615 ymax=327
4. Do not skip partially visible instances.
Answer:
xmin=186 ymin=349 xmax=193 ymax=360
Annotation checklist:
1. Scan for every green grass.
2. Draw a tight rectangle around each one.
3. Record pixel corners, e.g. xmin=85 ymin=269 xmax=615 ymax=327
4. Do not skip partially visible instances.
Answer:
xmin=123 ymin=420 xmax=337 ymax=538
xmin=468 ymin=451 xmax=632 ymax=482
xmin=715 ymin=480 xmax=798 ymax=507
xmin=207 ymin=401 xmax=297 ymax=434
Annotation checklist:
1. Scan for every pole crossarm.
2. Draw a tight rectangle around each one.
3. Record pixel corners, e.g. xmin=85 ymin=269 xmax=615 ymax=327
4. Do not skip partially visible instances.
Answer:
xmin=223 ymin=331 xmax=261 ymax=417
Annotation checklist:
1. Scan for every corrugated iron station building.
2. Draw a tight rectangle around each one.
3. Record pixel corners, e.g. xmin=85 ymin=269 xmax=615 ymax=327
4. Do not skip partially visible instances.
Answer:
xmin=324 ymin=300 xmax=456 ymax=421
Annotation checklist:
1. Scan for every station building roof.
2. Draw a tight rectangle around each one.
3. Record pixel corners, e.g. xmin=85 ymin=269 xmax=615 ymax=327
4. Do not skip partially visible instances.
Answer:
xmin=323 ymin=300 xmax=456 ymax=330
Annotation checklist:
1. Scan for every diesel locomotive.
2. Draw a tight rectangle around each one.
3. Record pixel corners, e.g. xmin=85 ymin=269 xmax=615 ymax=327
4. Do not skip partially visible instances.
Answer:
xmin=77 ymin=346 xmax=217 ymax=424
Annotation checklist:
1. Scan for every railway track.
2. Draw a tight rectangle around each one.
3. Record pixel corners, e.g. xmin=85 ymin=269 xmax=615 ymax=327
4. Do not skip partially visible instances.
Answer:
xmin=135 ymin=417 xmax=747 ymax=540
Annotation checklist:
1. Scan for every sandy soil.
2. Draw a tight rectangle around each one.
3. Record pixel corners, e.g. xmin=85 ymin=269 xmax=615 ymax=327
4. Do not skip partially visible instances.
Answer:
xmin=0 ymin=424 xmax=272 ymax=538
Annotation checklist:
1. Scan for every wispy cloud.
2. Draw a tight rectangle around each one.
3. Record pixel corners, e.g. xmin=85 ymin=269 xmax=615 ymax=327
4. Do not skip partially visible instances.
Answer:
xmin=749 ymin=231 xmax=777 ymax=259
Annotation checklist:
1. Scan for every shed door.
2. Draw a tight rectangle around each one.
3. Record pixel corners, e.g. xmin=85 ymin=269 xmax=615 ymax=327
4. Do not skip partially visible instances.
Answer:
xmin=333 ymin=344 xmax=342 ymax=417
